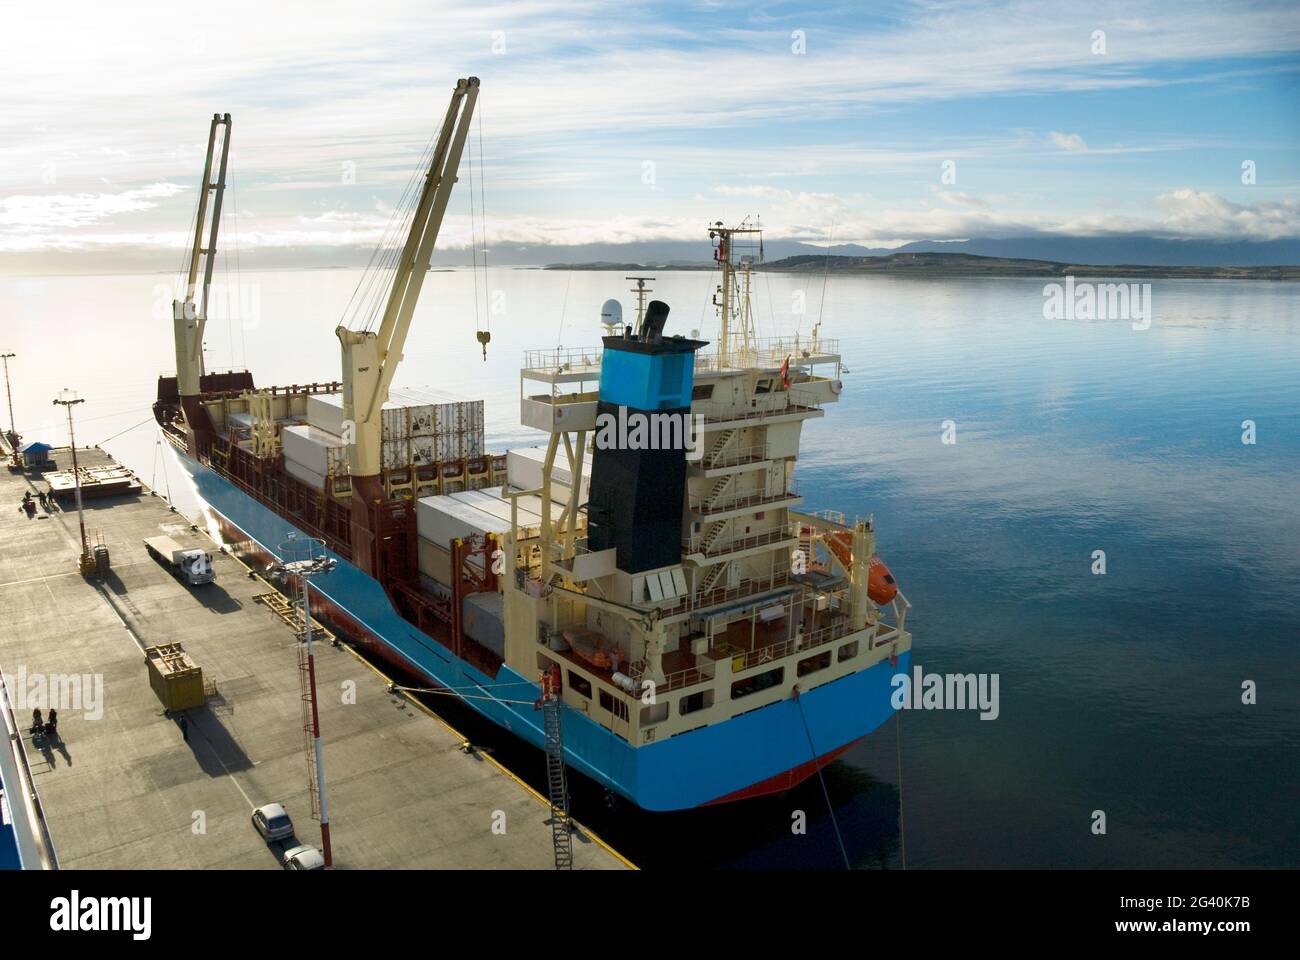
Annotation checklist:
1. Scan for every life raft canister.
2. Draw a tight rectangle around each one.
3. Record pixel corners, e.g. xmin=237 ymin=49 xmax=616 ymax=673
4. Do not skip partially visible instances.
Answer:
xmin=868 ymin=554 xmax=898 ymax=605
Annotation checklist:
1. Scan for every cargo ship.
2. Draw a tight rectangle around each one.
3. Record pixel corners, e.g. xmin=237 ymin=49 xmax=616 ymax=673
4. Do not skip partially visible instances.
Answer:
xmin=153 ymin=78 xmax=913 ymax=811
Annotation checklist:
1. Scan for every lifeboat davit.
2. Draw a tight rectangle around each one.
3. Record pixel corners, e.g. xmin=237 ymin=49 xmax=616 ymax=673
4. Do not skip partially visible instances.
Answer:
xmin=868 ymin=555 xmax=898 ymax=605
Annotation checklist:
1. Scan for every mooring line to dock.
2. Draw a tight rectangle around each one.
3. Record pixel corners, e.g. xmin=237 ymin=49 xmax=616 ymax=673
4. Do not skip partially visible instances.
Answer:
xmin=794 ymin=690 xmax=851 ymax=870
xmin=97 ymin=415 xmax=155 ymax=447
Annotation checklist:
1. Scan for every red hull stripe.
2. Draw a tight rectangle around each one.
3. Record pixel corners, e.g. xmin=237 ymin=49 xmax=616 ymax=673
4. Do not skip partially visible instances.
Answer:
xmin=703 ymin=737 xmax=861 ymax=805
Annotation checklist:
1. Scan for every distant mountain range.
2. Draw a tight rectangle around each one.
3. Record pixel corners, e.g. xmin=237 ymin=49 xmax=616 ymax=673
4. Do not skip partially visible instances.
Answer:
xmin=759 ymin=252 xmax=1300 ymax=280
xmin=4 ymin=235 xmax=1296 ymax=277
xmin=532 ymin=236 xmax=1299 ymax=269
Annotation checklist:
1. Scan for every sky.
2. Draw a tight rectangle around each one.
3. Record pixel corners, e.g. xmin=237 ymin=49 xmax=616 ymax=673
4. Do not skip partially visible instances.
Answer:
xmin=1 ymin=0 xmax=1298 ymax=270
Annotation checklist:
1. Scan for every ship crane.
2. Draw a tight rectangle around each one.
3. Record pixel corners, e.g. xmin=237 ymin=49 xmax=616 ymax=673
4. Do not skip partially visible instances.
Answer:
xmin=336 ymin=77 xmax=479 ymax=575
xmin=173 ymin=114 xmax=232 ymax=400
xmin=336 ymin=77 xmax=478 ymax=481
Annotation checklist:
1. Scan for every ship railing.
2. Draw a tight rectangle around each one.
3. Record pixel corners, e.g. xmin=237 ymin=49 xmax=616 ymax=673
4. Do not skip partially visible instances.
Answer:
xmin=682 ymin=526 xmax=795 ymax=559
xmin=733 ymin=618 xmax=868 ymax=672
xmin=625 ymin=657 xmax=718 ymax=695
xmin=0 ymin=661 xmax=59 ymax=869
xmin=647 ymin=569 xmax=793 ymax=618
xmin=522 ymin=347 xmax=604 ymax=374
xmin=694 ymin=441 xmax=772 ymax=471
xmin=694 ymin=389 xmax=822 ymax=425
xmin=689 ymin=483 xmax=801 ymax=515
xmin=746 ymin=335 xmax=841 ymax=363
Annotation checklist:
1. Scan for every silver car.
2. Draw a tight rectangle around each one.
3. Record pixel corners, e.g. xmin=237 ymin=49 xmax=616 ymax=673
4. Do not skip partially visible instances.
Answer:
xmin=282 ymin=844 xmax=326 ymax=870
xmin=251 ymin=803 xmax=294 ymax=842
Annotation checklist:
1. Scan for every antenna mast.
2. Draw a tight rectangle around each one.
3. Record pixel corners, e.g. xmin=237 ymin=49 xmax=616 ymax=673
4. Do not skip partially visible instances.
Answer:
xmin=708 ymin=218 xmax=763 ymax=367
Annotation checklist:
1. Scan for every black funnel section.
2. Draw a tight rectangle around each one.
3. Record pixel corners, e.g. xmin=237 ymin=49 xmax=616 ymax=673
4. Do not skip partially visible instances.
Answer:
xmin=637 ymin=299 xmax=671 ymax=341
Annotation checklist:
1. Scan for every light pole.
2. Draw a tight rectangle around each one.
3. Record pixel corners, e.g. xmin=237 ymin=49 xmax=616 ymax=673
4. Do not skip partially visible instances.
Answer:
xmin=268 ymin=535 xmax=337 ymax=868
xmin=52 ymin=389 xmax=91 ymax=571
xmin=1 ymin=352 xmax=17 ymax=460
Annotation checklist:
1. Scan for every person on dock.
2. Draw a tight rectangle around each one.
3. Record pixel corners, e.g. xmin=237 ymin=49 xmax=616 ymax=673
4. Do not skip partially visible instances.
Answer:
xmin=37 ymin=491 xmax=47 ymax=510
xmin=30 ymin=708 xmax=42 ymax=735
xmin=179 ymin=714 xmax=189 ymax=742
xmin=45 ymin=709 xmax=58 ymax=741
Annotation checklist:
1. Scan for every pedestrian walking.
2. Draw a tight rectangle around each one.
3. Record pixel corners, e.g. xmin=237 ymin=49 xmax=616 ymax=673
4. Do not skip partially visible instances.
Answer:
xmin=179 ymin=713 xmax=189 ymax=742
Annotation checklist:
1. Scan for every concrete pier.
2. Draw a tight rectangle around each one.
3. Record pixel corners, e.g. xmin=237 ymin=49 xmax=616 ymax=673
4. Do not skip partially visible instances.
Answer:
xmin=0 ymin=447 xmax=629 ymax=870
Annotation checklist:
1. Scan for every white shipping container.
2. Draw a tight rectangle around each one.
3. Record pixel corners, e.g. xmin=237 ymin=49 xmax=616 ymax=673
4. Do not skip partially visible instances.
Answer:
xmin=433 ymin=432 xmax=454 ymax=462
xmin=382 ymin=437 xmax=411 ymax=470
xmin=305 ymin=393 xmax=347 ymax=438
xmin=284 ymin=459 xmax=326 ymax=490
xmin=506 ymin=446 xmax=591 ymax=504
xmin=409 ymin=435 xmax=437 ymax=465
xmin=311 ymin=391 xmax=443 ymax=442
xmin=406 ymin=404 xmax=437 ymax=437
xmin=416 ymin=494 xmax=513 ymax=548
xmin=282 ymin=424 xmax=348 ymax=476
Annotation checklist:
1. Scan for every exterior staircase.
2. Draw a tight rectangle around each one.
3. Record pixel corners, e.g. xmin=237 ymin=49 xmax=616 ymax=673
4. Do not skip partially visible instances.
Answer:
xmin=697 ymin=559 xmax=730 ymax=596
xmin=706 ymin=428 xmax=736 ymax=468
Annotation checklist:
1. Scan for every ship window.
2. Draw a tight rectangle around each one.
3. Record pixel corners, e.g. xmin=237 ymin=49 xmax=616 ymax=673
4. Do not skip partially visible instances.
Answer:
xmin=837 ymin=640 xmax=859 ymax=662
xmin=731 ymin=666 xmax=784 ymax=700
xmin=680 ymin=690 xmax=714 ymax=715
xmin=567 ymin=671 xmax=592 ymax=699
xmin=692 ymin=384 xmax=714 ymax=400
xmin=754 ymin=379 xmax=773 ymax=395
xmin=797 ymin=650 xmax=832 ymax=677
xmin=599 ymin=689 xmax=629 ymax=721
xmin=640 ymin=701 xmax=669 ymax=726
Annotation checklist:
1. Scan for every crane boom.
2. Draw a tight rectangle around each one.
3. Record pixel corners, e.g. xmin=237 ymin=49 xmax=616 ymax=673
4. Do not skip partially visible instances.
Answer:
xmin=337 ymin=77 xmax=479 ymax=479
xmin=173 ymin=113 xmax=232 ymax=398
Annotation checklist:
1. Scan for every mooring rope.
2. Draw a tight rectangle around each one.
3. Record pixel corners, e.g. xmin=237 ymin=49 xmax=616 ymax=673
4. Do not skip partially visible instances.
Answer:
xmin=794 ymin=690 xmax=851 ymax=869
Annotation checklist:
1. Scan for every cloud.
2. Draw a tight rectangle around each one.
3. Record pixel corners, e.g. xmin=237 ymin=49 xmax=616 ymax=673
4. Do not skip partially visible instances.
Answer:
xmin=0 ymin=182 xmax=187 ymax=230
xmin=1 ymin=1 xmax=1298 ymax=262
xmin=1049 ymin=131 xmax=1089 ymax=153
xmin=1151 ymin=188 xmax=1300 ymax=240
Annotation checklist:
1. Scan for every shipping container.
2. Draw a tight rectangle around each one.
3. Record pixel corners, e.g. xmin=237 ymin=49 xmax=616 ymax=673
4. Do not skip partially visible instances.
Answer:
xmin=285 ymin=459 xmax=326 ymax=490
xmin=305 ymin=393 xmax=347 ymax=437
xmin=506 ymin=446 xmax=591 ymax=504
xmin=462 ymin=591 xmax=506 ymax=658
xmin=381 ymin=437 xmax=411 ymax=470
xmin=418 ymin=537 xmax=453 ymax=584
xmin=145 ymin=643 xmax=205 ymax=712
xmin=282 ymin=424 xmax=348 ymax=476
xmin=409 ymin=435 xmax=437 ymax=466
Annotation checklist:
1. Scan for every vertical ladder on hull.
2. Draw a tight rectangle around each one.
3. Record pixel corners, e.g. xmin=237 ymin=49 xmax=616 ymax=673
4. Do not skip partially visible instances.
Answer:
xmin=541 ymin=695 xmax=573 ymax=869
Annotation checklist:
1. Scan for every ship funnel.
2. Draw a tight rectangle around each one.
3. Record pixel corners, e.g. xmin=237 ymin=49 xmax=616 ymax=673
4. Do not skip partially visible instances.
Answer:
xmin=588 ymin=301 xmax=709 ymax=574
xmin=638 ymin=299 xmax=670 ymax=341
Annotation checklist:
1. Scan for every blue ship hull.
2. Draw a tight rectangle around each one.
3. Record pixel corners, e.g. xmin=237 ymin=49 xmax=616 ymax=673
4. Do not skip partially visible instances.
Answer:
xmin=172 ymin=449 xmax=908 ymax=811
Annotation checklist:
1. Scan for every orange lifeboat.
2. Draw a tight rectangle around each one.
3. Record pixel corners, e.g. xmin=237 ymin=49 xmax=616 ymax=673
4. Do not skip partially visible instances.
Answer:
xmin=868 ymin=555 xmax=899 ymax=605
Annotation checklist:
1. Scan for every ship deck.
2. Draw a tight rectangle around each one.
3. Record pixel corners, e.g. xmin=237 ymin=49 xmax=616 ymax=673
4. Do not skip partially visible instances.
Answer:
xmin=0 ymin=448 xmax=628 ymax=870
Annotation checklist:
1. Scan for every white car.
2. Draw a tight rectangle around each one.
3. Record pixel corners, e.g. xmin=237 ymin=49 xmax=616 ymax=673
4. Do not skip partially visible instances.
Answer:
xmin=251 ymin=803 xmax=294 ymax=842
xmin=282 ymin=844 xmax=326 ymax=871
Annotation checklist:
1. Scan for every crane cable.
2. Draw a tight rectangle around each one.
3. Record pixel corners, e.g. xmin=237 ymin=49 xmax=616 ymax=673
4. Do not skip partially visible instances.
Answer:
xmin=476 ymin=102 xmax=490 ymax=343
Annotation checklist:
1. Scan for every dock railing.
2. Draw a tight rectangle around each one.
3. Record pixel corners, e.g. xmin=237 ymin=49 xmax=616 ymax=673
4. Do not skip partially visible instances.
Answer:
xmin=0 ymin=663 xmax=59 ymax=870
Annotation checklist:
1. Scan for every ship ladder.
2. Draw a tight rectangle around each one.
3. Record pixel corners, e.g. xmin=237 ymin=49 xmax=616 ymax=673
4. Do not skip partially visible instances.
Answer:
xmin=297 ymin=634 xmax=321 ymax=819
xmin=541 ymin=695 xmax=573 ymax=869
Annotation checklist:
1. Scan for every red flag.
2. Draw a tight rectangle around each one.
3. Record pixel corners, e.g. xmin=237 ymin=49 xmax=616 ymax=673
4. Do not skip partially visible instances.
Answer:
xmin=780 ymin=355 xmax=791 ymax=389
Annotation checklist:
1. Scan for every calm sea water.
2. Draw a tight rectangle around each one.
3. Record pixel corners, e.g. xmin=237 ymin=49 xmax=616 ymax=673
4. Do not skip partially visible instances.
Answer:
xmin=3 ymin=267 xmax=1297 ymax=868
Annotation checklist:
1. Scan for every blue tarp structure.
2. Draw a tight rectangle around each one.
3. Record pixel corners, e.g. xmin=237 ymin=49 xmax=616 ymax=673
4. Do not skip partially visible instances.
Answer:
xmin=17 ymin=441 xmax=52 ymax=466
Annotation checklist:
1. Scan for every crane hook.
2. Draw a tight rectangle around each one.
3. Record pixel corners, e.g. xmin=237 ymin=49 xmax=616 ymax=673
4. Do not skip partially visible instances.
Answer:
xmin=475 ymin=330 xmax=491 ymax=360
